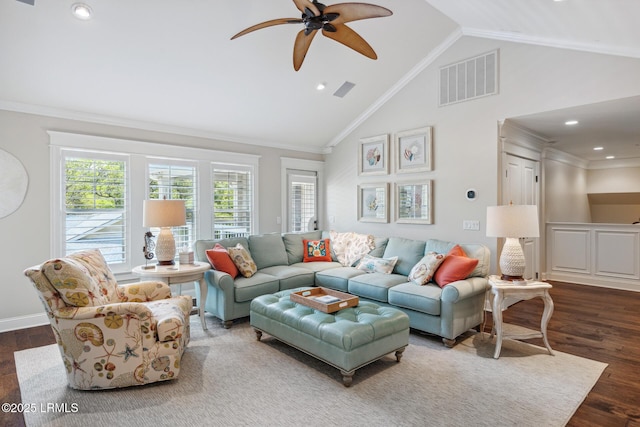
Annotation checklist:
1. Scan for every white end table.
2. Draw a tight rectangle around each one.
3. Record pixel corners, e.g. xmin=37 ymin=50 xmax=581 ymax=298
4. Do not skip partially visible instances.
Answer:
xmin=488 ymin=275 xmax=554 ymax=359
xmin=132 ymin=261 xmax=210 ymax=330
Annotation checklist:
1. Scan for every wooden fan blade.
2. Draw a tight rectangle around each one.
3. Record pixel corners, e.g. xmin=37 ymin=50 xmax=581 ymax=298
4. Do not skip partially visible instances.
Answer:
xmin=322 ymin=24 xmax=377 ymax=59
xmin=324 ymin=3 xmax=392 ymax=25
xmin=293 ymin=29 xmax=318 ymax=71
xmin=292 ymin=0 xmax=320 ymax=17
xmin=231 ymin=18 xmax=303 ymax=40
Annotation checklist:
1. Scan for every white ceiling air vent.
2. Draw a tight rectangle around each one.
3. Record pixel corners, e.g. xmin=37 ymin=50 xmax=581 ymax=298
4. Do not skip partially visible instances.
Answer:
xmin=439 ymin=50 xmax=499 ymax=107
xmin=333 ymin=81 xmax=356 ymax=98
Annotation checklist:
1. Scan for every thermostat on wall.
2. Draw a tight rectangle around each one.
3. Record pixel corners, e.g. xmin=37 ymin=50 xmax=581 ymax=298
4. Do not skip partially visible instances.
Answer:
xmin=466 ymin=189 xmax=477 ymax=201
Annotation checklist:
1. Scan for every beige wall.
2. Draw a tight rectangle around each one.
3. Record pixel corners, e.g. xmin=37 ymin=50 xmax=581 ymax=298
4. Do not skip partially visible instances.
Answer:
xmin=588 ymin=166 xmax=640 ymax=193
xmin=0 ymin=110 xmax=322 ymax=330
xmin=544 ymin=158 xmax=591 ymax=222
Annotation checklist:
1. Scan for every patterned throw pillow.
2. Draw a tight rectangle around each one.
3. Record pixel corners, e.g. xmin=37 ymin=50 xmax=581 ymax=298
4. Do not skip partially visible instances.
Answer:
xmin=42 ymin=257 xmax=110 ymax=307
xmin=206 ymin=243 xmax=239 ymax=278
xmin=330 ymin=230 xmax=375 ymax=266
xmin=356 ymin=254 xmax=398 ymax=274
xmin=303 ymin=239 xmax=332 ymax=262
xmin=434 ymin=245 xmax=479 ymax=287
xmin=408 ymin=251 xmax=446 ymax=285
xmin=227 ymin=243 xmax=257 ymax=278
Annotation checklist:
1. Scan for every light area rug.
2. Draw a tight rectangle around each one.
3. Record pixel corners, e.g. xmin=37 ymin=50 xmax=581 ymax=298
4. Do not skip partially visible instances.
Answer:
xmin=15 ymin=319 xmax=606 ymax=427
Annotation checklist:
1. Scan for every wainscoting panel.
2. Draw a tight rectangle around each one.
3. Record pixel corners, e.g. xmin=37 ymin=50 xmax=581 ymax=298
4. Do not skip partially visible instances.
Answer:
xmin=546 ymin=223 xmax=640 ymax=292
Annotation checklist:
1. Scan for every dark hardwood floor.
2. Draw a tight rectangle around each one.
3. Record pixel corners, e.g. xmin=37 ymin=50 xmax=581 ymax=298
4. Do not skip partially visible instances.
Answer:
xmin=1 ymin=281 xmax=639 ymax=426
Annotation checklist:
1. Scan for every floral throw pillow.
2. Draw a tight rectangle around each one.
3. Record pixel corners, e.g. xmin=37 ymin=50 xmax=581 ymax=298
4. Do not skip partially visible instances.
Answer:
xmin=330 ymin=230 xmax=375 ymax=266
xmin=227 ymin=243 xmax=257 ymax=278
xmin=408 ymin=252 xmax=446 ymax=285
xmin=356 ymin=254 xmax=398 ymax=274
xmin=303 ymin=239 xmax=332 ymax=262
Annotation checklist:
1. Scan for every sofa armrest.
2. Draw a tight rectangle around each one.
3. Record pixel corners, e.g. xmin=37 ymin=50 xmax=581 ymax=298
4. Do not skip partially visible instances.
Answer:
xmin=204 ymin=269 xmax=235 ymax=293
xmin=440 ymin=277 xmax=488 ymax=303
xmin=116 ymin=281 xmax=172 ymax=302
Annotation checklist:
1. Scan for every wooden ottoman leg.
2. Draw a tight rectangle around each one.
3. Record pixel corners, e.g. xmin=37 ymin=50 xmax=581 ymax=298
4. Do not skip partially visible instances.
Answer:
xmin=254 ymin=328 xmax=263 ymax=341
xmin=340 ymin=370 xmax=354 ymax=387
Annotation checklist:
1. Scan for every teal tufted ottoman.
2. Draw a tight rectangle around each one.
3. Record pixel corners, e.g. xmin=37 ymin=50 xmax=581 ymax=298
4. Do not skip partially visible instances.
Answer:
xmin=250 ymin=287 xmax=410 ymax=386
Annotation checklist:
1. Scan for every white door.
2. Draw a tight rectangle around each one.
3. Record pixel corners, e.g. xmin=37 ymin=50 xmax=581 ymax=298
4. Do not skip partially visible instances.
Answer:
xmin=503 ymin=154 xmax=540 ymax=280
xmin=286 ymin=170 xmax=317 ymax=232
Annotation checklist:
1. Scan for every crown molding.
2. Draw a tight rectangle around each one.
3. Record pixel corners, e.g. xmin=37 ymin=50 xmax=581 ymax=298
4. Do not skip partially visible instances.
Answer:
xmin=0 ymin=100 xmax=327 ymax=155
xmin=543 ymin=147 xmax=589 ymax=169
xmin=462 ymin=27 xmax=640 ymax=59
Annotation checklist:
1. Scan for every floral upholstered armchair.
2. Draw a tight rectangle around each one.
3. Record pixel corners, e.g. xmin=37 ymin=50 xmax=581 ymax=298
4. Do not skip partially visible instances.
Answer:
xmin=24 ymin=249 xmax=192 ymax=390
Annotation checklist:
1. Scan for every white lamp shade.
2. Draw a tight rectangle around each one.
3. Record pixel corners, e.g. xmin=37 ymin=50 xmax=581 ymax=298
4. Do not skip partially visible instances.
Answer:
xmin=143 ymin=199 xmax=186 ymax=228
xmin=486 ymin=204 xmax=539 ymax=238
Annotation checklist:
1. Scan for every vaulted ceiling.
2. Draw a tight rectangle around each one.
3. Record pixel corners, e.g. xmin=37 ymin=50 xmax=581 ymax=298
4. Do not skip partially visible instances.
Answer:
xmin=1 ymin=0 xmax=639 ymax=156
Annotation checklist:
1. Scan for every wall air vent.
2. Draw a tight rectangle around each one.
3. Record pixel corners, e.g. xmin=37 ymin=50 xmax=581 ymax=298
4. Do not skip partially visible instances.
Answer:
xmin=439 ymin=50 xmax=499 ymax=107
xmin=333 ymin=81 xmax=356 ymax=98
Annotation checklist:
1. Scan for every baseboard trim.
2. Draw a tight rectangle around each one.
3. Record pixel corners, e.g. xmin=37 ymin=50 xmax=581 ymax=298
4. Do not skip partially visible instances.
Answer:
xmin=545 ymin=272 xmax=640 ymax=293
xmin=0 ymin=313 xmax=49 ymax=333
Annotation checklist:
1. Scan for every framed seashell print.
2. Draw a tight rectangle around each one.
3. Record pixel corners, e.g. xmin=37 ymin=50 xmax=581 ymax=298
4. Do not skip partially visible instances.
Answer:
xmin=357 ymin=183 xmax=389 ymax=223
xmin=395 ymin=126 xmax=432 ymax=173
xmin=358 ymin=134 xmax=389 ymax=176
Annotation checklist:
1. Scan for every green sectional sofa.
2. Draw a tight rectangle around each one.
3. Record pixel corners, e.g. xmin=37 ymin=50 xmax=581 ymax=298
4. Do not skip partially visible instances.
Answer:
xmin=194 ymin=231 xmax=490 ymax=346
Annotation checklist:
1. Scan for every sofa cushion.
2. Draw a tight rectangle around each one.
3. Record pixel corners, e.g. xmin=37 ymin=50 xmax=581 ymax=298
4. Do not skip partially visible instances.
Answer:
xmin=382 ymin=237 xmax=426 ymax=276
xmin=291 ymin=261 xmax=342 ymax=273
xmin=368 ymin=236 xmax=389 ymax=258
xmin=348 ymin=273 xmax=407 ymax=302
xmin=408 ymin=252 xmax=445 ymax=285
xmin=206 ymin=244 xmax=239 ymax=278
xmin=228 ymin=243 xmax=257 ymax=278
xmin=283 ymin=231 xmax=323 ymax=264
xmin=355 ymin=254 xmax=398 ymax=274
xmin=303 ymin=239 xmax=332 ymax=262
xmin=388 ymin=282 xmax=442 ymax=316
xmin=259 ymin=265 xmax=315 ymax=290
xmin=314 ymin=267 xmax=365 ymax=292
xmin=249 ymin=233 xmax=289 ymax=269
xmin=459 ymin=244 xmax=491 ymax=278
xmin=234 ymin=273 xmax=280 ymax=302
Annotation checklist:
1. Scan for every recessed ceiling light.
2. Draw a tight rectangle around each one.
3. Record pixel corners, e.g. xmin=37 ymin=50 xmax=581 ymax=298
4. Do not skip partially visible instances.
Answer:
xmin=564 ymin=120 xmax=579 ymax=126
xmin=606 ymin=156 xmax=615 ymax=159
xmin=71 ymin=3 xmax=92 ymax=20
xmin=316 ymin=82 xmax=326 ymax=91
xmin=593 ymin=147 xmax=604 ymax=151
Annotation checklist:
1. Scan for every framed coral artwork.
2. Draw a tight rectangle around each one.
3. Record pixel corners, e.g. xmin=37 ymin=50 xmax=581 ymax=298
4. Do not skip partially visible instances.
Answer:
xmin=358 ymin=134 xmax=389 ymax=176
xmin=396 ymin=180 xmax=433 ymax=224
xmin=395 ymin=126 xmax=432 ymax=173
xmin=358 ymin=183 xmax=389 ymax=223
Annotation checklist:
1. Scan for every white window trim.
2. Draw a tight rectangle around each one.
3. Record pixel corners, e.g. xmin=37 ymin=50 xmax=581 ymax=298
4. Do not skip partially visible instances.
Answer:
xmin=280 ymin=157 xmax=324 ymax=233
xmin=49 ymin=131 xmax=260 ymax=276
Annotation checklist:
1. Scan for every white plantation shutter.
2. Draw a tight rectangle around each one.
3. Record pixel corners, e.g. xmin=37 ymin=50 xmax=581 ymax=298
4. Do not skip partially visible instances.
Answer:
xmin=63 ymin=152 xmax=127 ymax=264
xmin=148 ymin=162 xmax=197 ymax=257
xmin=288 ymin=170 xmax=317 ymax=232
xmin=212 ymin=165 xmax=254 ymax=238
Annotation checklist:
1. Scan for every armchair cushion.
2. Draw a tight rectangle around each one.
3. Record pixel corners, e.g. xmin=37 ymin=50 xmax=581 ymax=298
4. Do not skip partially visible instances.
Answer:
xmin=42 ymin=257 xmax=110 ymax=307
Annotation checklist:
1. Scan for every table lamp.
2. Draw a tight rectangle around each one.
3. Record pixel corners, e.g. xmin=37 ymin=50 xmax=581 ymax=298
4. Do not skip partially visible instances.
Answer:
xmin=486 ymin=204 xmax=539 ymax=281
xmin=143 ymin=199 xmax=186 ymax=265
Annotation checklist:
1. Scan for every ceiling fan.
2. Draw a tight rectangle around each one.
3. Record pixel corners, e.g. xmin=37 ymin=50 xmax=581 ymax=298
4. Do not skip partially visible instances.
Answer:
xmin=231 ymin=0 xmax=392 ymax=71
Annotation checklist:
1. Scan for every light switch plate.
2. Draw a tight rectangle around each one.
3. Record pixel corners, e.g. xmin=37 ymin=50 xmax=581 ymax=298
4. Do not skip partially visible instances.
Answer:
xmin=463 ymin=220 xmax=480 ymax=231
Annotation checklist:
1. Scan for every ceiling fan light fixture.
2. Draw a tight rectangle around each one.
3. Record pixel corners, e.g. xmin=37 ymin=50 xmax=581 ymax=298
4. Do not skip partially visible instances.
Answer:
xmin=71 ymin=3 xmax=93 ymax=20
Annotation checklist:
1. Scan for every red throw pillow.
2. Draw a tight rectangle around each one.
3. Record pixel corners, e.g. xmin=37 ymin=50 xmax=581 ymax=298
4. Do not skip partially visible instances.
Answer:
xmin=206 ymin=244 xmax=239 ymax=278
xmin=434 ymin=245 xmax=478 ymax=287
xmin=303 ymin=239 xmax=332 ymax=262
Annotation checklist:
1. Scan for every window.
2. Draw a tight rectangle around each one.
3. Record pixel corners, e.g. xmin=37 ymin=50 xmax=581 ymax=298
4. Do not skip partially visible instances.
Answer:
xmin=148 ymin=161 xmax=197 ymax=253
xmin=212 ymin=165 xmax=253 ymax=238
xmin=50 ymin=131 xmax=260 ymax=275
xmin=63 ymin=152 xmax=128 ymax=265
